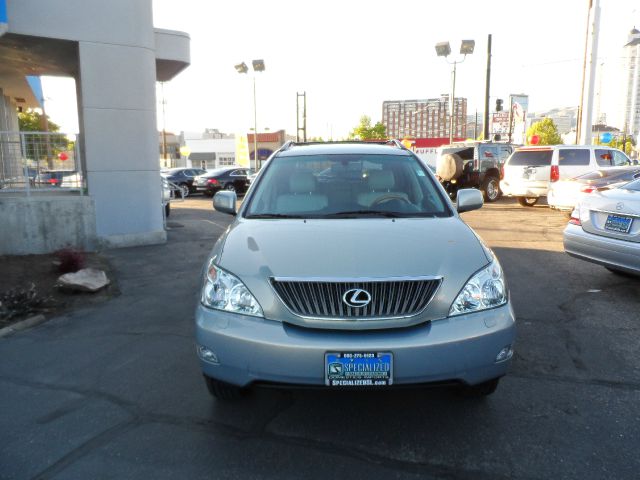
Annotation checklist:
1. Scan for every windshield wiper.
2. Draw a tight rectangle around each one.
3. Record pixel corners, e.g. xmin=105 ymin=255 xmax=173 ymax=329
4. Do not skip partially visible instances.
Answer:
xmin=245 ymin=213 xmax=305 ymax=219
xmin=325 ymin=210 xmax=402 ymax=218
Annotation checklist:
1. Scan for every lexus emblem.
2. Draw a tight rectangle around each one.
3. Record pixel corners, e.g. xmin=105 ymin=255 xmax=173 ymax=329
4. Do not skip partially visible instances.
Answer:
xmin=342 ymin=288 xmax=372 ymax=308
xmin=616 ymin=202 xmax=624 ymax=211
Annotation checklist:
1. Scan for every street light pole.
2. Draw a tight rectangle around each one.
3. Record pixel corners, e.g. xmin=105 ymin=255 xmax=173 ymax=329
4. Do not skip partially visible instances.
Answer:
xmin=449 ymin=60 xmax=457 ymax=144
xmin=235 ymin=59 xmax=265 ymax=170
xmin=253 ymin=76 xmax=258 ymax=170
xmin=436 ymin=40 xmax=474 ymax=145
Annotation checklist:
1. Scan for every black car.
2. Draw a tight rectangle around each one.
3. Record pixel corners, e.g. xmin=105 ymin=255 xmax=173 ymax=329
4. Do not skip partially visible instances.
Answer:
xmin=161 ymin=168 xmax=207 ymax=197
xmin=194 ymin=167 xmax=250 ymax=196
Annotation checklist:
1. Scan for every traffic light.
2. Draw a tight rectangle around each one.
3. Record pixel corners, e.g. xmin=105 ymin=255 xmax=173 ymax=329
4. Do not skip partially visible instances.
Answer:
xmin=496 ymin=99 xmax=503 ymax=112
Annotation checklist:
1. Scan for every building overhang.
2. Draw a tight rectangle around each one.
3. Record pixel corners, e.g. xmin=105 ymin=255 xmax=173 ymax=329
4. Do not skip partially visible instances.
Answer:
xmin=0 ymin=33 xmax=78 ymax=108
xmin=154 ymin=28 xmax=190 ymax=82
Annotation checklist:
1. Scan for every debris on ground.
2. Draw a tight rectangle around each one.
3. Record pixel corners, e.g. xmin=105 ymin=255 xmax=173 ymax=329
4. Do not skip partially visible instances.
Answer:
xmin=57 ymin=268 xmax=110 ymax=293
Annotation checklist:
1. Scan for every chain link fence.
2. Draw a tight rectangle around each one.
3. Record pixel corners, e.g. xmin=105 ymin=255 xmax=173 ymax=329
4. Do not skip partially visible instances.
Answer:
xmin=0 ymin=131 xmax=84 ymax=195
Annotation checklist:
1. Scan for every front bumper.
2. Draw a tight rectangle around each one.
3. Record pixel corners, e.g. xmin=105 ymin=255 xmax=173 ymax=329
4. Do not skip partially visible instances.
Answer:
xmin=195 ymin=303 xmax=516 ymax=388
xmin=564 ymin=224 xmax=640 ymax=274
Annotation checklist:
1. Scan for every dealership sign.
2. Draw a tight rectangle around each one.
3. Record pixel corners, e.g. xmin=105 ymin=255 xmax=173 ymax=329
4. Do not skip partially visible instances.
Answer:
xmin=491 ymin=112 xmax=510 ymax=135
xmin=0 ymin=0 xmax=8 ymax=37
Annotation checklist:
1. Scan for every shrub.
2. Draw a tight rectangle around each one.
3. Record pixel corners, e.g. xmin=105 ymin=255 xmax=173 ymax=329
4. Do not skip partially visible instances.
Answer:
xmin=54 ymin=248 xmax=86 ymax=274
xmin=0 ymin=283 xmax=50 ymax=323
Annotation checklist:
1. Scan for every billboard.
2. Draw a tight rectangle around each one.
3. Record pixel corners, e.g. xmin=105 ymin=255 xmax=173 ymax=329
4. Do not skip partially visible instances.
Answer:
xmin=509 ymin=94 xmax=529 ymax=144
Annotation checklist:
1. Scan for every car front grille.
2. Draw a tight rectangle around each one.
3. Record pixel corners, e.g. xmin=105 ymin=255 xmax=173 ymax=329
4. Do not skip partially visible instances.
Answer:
xmin=271 ymin=277 xmax=442 ymax=319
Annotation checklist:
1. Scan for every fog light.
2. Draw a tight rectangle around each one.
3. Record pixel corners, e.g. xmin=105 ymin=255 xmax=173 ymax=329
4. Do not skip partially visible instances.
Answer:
xmin=197 ymin=345 xmax=218 ymax=363
xmin=495 ymin=346 xmax=513 ymax=362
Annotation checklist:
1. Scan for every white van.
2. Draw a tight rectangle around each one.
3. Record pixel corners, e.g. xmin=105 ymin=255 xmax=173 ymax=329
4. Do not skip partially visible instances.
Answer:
xmin=501 ymin=145 xmax=635 ymax=207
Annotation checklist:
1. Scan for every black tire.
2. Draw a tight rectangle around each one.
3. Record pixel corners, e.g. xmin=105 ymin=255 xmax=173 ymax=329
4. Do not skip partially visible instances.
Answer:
xmin=204 ymin=376 xmax=245 ymax=401
xmin=481 ymin=176 xmax=500 ymax=202
xmin=517 ymin=196 xmax=538 ymax=207
xmin=458 ymin=378 xmax=500 ymax=398
xmin=164 ymin=202 xmax=170 ymax=218
xmin=225 ymin=183 xmax=236 ymax=192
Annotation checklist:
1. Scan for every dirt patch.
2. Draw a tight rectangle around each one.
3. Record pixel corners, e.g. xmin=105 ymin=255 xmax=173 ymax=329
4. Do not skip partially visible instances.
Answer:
xmin=0 ymin=252 xmax=118 ymax=329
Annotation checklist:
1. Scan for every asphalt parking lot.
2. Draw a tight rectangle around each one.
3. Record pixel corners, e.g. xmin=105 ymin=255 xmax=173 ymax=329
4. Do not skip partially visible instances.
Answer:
xmin=1 ymin=195 xmax=639 ymax=479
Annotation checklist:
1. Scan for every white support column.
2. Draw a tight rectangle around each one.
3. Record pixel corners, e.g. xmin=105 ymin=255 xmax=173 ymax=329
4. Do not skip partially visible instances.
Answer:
xmin=579 ymin=0 xmax=601 ymax=145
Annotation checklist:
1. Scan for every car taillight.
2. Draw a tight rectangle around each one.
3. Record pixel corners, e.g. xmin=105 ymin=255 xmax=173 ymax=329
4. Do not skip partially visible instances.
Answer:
xmin=48 ymin=178 xmax=58 ymax=184
xmin=580 ymin=185 xmax=597 ymax=194
xmin=550 ymin=165 xmax=559 ymax=182
xmin=569 ymin=215 xmax=581 ymax=226
xmin=207 ymin=178 xmax=218 ymax=184
xmin=500 ymin=165 xmax=505 ymax=180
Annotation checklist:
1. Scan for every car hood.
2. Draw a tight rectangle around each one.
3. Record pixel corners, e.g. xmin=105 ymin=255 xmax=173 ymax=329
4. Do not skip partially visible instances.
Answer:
xmin=213 ymin=217 xmax=492 ymax=329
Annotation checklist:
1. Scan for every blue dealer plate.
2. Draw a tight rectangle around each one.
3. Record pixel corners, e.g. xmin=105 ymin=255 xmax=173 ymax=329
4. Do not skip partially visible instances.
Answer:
xmin=604 ymin=214 xmax=632 ymax=233
xmin=325 ymin=352 xmax=393 ymax=386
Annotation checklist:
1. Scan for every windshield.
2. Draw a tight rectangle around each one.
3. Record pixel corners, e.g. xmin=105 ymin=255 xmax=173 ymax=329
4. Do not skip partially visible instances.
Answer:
xmin=622 ymin=179 xmax=640 ymax=191
xmin=508 ymin=150 xmax=553 ymax=166
xmin=244 ymin=153 xmax=451 ymax=218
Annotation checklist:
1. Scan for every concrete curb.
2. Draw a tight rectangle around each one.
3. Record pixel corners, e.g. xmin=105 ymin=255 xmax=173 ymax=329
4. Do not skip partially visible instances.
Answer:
xmin=0 ymin=314 xmax=47 ymax=338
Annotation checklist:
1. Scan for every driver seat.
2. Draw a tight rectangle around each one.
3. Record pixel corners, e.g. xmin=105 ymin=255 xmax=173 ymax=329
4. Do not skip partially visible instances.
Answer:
xmin=357 ymin=170 xmax=409 ymax=208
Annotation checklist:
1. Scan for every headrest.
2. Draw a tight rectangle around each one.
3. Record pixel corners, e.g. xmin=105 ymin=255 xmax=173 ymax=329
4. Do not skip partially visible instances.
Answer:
xmin=368 ymin=170 xmax=395 ymax=190
xmin=289 ymin=171 xmax=316 ymax=194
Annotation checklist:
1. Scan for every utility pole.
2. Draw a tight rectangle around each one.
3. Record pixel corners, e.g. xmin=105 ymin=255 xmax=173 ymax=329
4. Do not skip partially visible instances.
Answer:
xmin=483 ymin=34 xmax=492 ymax=141
xmin=474 ymin=110 xmax=478 ymax=139
xmin=296 ymin=92 xmax=307 ymax=142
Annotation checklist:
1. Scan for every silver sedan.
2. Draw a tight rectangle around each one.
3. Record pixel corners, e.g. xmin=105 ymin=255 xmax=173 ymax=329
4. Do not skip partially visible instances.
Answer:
xmin=564 ymin=178 xmax=640 ymax=276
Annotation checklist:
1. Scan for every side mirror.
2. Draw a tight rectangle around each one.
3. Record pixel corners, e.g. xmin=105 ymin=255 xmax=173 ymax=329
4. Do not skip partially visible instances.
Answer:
xmin=456 ymin=188 xmax=484 ymax=213
xmin=213 ymin=190 xmax=237 ymax=215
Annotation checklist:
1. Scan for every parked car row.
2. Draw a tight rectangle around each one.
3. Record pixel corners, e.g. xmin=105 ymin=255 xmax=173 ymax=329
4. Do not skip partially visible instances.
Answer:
xmin=500 ymin=144 xmax=638 ymax=207
xmin=161 ymin=168 xmax=207 ymax=197
xmin=161 ymin=167 xmax=252 ymax=197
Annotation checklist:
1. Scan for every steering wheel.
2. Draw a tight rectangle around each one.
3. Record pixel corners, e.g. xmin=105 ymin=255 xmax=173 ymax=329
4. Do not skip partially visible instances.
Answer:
xmin=371 ymin=193 xmax=412 ymax=206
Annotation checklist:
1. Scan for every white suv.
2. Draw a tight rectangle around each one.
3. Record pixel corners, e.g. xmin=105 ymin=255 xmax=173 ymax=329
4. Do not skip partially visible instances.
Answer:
xmin=501 ymin=145 xmax=634 ymax=207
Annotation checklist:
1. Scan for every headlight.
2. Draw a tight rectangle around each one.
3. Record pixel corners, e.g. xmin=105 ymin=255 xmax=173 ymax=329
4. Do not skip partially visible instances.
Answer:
xmin=201 ymin=261 xmax=263 ymax=317
xmin=449 ymin=260 xmax=507 ymax=316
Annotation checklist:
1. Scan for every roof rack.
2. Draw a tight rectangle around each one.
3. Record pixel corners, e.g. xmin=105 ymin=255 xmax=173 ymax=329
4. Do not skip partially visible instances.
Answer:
xmin=279 ymin=139 xmax=407 ymax=150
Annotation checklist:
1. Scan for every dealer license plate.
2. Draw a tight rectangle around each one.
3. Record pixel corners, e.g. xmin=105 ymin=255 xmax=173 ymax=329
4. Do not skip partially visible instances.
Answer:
xmin=604 ymin=214 xmax=632 ymax=233
xmin=325 ymin=352 xmax=393 ymax=386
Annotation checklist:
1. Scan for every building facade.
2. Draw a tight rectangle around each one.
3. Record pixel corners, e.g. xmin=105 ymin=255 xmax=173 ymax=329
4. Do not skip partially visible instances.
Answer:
xmin=0 ymin=0 xmax=189 ymax=254
xmin=382 ymin=95 xmax=467 ymax=140
xmin=622 ymin=28 xmax=640 ymax=137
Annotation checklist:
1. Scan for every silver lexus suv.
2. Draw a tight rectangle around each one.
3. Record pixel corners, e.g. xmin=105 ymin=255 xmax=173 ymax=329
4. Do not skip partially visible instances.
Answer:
xmin=195 ymin=141 xmax=516 ymax=400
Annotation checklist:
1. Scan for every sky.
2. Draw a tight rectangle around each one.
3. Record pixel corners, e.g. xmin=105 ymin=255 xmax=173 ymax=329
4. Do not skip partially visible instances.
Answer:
xmin=43 ymin=0 xmax=640 ymax=139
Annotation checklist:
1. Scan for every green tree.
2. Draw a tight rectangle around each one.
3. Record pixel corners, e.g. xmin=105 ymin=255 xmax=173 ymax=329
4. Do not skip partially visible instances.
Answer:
xmin=349 ymin=115 xmax=387 ymax=140
xmin=18 ymin=109 xmax=62 ymax=133
xmin=608 ymin=137 xmax=635 ymax=155
xmin=18 ymin=109 xmax=69 ymax=167
xmin=525 ymin=118 xmax=562 ymax=145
